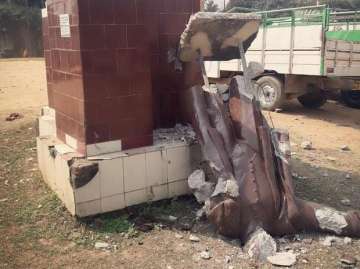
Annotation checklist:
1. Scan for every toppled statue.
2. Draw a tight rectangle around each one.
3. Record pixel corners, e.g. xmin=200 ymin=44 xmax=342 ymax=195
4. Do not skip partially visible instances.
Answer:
xmin=189 ymin=78 xmax=360 ymax=242
xmin=179 ymin=12 xmax=360 ymax=243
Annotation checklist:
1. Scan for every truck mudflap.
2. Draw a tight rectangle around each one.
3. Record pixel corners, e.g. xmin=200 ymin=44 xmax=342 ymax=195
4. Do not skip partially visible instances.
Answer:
xmin=189 ymin=76 xmax=360 ymax=242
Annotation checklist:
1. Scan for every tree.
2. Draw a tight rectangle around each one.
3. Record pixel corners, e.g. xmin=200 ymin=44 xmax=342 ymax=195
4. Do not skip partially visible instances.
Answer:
xmin=204 ymin=0 xmax=219 ymax=12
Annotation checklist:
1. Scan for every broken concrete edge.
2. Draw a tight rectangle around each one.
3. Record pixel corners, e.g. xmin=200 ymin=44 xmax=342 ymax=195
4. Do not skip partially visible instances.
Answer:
xmin=179 ymin=12 xmax=261 ymax=62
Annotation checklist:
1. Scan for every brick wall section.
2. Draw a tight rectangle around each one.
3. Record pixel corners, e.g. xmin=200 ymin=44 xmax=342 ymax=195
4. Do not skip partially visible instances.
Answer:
xmin=141 ymin=0 xmax=201 ymax=127
xmin=46 ymin=0 xmax=86 ymax=153
xmin=43 ymin=0 xmax=200 ymax=154
xmin=78 ymin=0 xmax=154 ymax=150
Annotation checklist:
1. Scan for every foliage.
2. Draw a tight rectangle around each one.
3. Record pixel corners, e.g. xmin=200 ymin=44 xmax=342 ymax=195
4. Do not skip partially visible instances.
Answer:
xmin=204 ymin=0 xmax=219 ymax=12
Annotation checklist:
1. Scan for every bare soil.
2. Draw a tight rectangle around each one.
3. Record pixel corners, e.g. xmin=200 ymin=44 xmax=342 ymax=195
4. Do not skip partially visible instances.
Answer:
xmin=0 ymin=59 xmax=360 ymax=269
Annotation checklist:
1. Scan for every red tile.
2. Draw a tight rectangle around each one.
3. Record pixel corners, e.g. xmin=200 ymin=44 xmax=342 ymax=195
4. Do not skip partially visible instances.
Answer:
xmin=88 ymin=0 xmax=114 ymax=24
xmin=130 ymin=71 xmax=152 ymax=95
xmin=159 ymin=13 xmax=190 ymax=34
xmin=79 ymin=25 xmax=105 ymax=50
xmin=83 ymin=74 xmax=110 ymax=100
xmin=68 ymin=51 xmax=82 ymax=74
xmin=78 ymin=0 xmax=90 ymax=25
xmin=176 ymin=0 xmax=193 ymax=12
xmin=81 ymin=50 xmax=117 ymax=74
xmin=126 ymin=24 xmax=148 ymax=48
xmin=122 ymin=135 xmax=153 ymax=150
xmin=85 ymin=124 xmax=110 ymax=144
xmin=105 ymin=25 xmax=126 ymax=49
xmin=113 ymin=0 xmax=137 ymax=24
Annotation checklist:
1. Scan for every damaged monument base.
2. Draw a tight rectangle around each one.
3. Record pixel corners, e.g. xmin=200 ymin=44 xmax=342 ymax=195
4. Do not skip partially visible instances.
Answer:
xmin=188 ymin=76 xmax=360 ymax=243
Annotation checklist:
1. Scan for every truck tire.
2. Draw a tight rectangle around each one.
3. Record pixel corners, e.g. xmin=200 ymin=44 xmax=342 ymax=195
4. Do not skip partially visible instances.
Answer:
xmin=256 ymin=76 xmax=285 ymax=111
xmin=298 ymin=86 xmax=327 ymax=109
xmin=341 ymin=90 xmax=360 ymax=109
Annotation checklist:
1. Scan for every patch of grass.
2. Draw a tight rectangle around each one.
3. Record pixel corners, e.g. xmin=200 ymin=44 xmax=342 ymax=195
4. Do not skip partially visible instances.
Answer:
xmin=98 ymin=215 xmax=135 ymax=234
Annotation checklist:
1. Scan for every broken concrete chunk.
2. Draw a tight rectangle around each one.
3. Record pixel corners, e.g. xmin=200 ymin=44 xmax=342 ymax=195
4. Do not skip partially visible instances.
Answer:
xmin=267 ymin=252 xmax=297 ymax=267
xmin=95 ymin=242 xmax=110 ymax=250
xmin=301 ymin=141 xmax=313 ymax=150
xmin=70 ymin=159 xmax=99 ymax=189
xmin=200 ymin=250 xmax=212 ymax=260
xmin=179 ymin=12 xmax=261 ymax=62
xmin=246 ymin=228 xmax=277 ymax=262
xmin=315 ymin=207 xmax=348 ymax=235
xmin=189 ymin=235 xmax=201 ymax=242
xmin=340 ymin=145 xmax=351 ymax=151
xmin=188 ymin=169 xmax=215 ymax=203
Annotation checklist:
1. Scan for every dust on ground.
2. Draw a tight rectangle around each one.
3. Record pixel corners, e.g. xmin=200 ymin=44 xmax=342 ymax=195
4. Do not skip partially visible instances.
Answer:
xmin=0 ymin=59 xmax=360 ymax=269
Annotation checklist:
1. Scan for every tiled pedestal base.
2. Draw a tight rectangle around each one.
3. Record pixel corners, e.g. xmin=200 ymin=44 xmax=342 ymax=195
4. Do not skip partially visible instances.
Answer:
xmin=37 ymin=108 xmax=202 ymax=217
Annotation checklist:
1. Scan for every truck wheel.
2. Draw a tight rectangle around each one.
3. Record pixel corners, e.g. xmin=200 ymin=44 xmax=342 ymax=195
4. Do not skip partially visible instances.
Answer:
xmin=298 ymin=86 xmax=327 ymax=109
xmin=341 ymin=90 xmax=360 ymax=109
xmin=256 ymin=76 xmax=285 ymax=111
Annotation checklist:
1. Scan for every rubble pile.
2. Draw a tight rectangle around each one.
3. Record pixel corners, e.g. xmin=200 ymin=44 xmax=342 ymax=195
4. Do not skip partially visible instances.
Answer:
xmin=153 ymin=124 xmax=196 ymax=145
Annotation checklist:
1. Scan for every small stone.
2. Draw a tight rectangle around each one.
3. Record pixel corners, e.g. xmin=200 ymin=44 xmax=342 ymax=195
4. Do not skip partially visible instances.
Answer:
xmin=267 ymin=252 xmax=297 ymax=267
xmin=168 ymin=215 xmax=178 ymax=222
xmin=0 ymin=198 xmax=8 ymax=203
xmin=301 ymin=141 xmax=313 ymax=150
xmin=340 ymin=255 xmax=357 ymax=266
xmin=303 ymin=238 xmax=313 ymax=245
xmin=224 ymin=255 xmax=231 ymax=264
xmin=341 ymin=199 xmax=351 ymax=206
xmin=327 ymin=156 xmax=337 ymax=162
xmin=340 ymin=145 xmax=350 ymax=151
xmin=275 ymin=108 xmax=283 ymax=113
xmin=200 ymin=250 xmax=211 ymax=260
xmin=322 ymin=236 xmax=337 ymax=247
xmin=323 ymin=172 xmax=329 ymax=177
xmin=344 ymin=237 xmax=352 ymax=245
xmin=95 ymin=242 xmax=110 ymax=250
xmin=175 ymin=233 xmax=183 ymax=239
xmin=245 ymin=228 xmax=277 ymax=262
xmin=196 ymin=207 xmax=206 ymax=221
xmin=346 ymin=174 xmax=352 ymax=179
xmin=189 ymin=235 xmax=200 ymax=242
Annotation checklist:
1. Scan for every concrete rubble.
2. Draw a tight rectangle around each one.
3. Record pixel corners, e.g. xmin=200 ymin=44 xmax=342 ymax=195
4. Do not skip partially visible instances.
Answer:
xmin=153 ymin=124 xmax=196 ymax=145
xmin=245 ymin=228 xmax=277 ymax=262
xmin=267 ymin=252 xmax=297 ymax=267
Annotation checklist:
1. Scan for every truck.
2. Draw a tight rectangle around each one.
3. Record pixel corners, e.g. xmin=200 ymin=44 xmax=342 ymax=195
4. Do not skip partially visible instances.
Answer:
xmin=205 ymin=5 xmax=360 ymax=110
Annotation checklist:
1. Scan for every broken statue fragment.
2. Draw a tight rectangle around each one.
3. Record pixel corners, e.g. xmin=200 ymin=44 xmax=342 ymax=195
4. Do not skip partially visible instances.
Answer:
xmin=189 ymin=77 xmax=360 ymax=242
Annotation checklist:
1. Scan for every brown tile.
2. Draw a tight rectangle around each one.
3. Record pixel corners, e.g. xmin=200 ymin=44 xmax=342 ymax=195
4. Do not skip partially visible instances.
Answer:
xmin=105 ymin=25 xmax=126 ymax=49
xmin=88 ymin=0 xmax=114 ymax=24
xmin=126 ymin=25 xmax=148 ymax=48
xmin=122 ymin=135 xmax=153 ymax=150
xmin=85 ymin=124 xmax=110 ymax=144
xmin=159 ymin=13 xmax=190 ymax=35
xmin=78 ymin=0 xmax=90 ymax=25
xmin=176 ymin=0 xmax=193 ymax=12
xmin=68 ymin=51 xmax=82 ymax=74
xmin=81 ymin=50 xmax=117 ymax=75
xmin=113 ymin=0 xmax=137 ymax=25
xmin=79 ymin=25 xmax=105 ymax=50
xmin=130 ymin=71 xmax=152 ymax=95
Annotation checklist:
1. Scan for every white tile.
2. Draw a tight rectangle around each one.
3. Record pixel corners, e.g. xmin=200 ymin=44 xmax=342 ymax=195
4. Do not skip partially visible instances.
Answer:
xmin=39 ymin=115 xmax=56 ymax=137
xmin=124 ymin=154 xmax=146 ymax=192
xmin=146 ymin=151 xmax=166 ymax=186
xmin=74 ymin=172 xmax=101 ymax=203
xmin=76 ymin=200 xmax=101 ymax=217
xmin=147 ymin=184 xmax=169 ymax=202
xmin=86 ymin=140 xmax=122 ymax=157
xmin=167 ymin=146 xmax=192 ymax=182
xmin=125 ymin=189 xmax=147 ymax=207
xmin=169 ymin=180 xmax=190 ymax=197
xmin=101 ymin=194 xmax=125 ymax=213
xmin=99 ymin=158 xmax=124 ymax=197
xmin=65 ymin=134 xmax=78 ymax=150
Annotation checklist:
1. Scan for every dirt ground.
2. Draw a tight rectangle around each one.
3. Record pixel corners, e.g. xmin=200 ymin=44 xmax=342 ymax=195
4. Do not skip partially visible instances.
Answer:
xmin=0 ymin=59 xmax=360 ymax=269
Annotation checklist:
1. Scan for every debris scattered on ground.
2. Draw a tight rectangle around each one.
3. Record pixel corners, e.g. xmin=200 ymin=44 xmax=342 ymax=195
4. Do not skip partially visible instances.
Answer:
xmin=301 ymin=141 xmax=313 ymax=150
xmin=94 ymin=242 xmax=110 ymax=250
xmin=0 ymin=198 xmax=8 ymax=202
xmin=267 ymin=252 xmax=297 ymax=267
xmin=188 ymin=169 xmax=214 ymax=203
xmin=275 ymin=108 xmax=283 ymax=113
xmin=246 ymin=228 xmax=277 ymax=262
xmin=174 ymin=233 xmax=183 ymax=239
xmin=5 ymin=112 xmax=23 ymax=121
xmin=200 ymin=250 xmax=211 ymax=260
xmin=344 ymin=237 xmax=352 ymax=245
xmin=153 ymin=124 xmax=196 ymax=145
xmin=322 ymin=236 xmax=337 ymax=247
xmin=189 ymin=235 xmax=200 ymax=242
xmin=346 ymin=174 xmax=352 ymax=179
xmin=341 ymin=145 xmax=351 ymax=151
xmin=327 ymin=156 xmax=337 ymax=162
xmin=224 ymin=255 xmax=231 ymax=264
xmin=340 ymin=255 xmax=357 ymax=267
